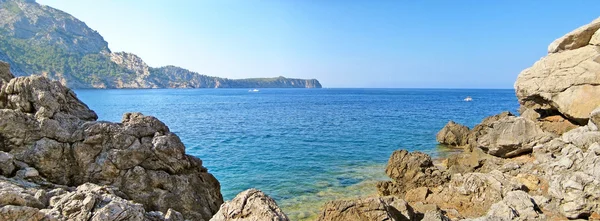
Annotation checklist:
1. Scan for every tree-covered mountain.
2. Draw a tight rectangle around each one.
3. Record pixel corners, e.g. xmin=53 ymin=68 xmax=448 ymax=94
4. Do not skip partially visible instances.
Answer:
xmin=0 ymin=0 xmax=322 ymax=88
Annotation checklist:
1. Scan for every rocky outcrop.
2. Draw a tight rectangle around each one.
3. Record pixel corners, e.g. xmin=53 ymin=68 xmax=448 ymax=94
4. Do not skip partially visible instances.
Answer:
xmin=436 ymin=121 xmax=469 ymax=147
xmin=317 ymin=196 xmax=415 ymax=221
xmin=0 ymin=62 xmax=223 ymax=220
xmin=515 ymin=17 xmax=600 ymax=125
xmin=376 ymin=150 xmax=448 ymax=197
xmin=210 ymin=189 xmax=288 ymax=221
xmin=470 ymin=116 xmax=554 ymax=158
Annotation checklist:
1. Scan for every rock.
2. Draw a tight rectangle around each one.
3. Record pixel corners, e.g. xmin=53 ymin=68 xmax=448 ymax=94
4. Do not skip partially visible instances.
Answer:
xmin=538 ymin=115 xmax=578 ymax=135
xmin=548 ymin=17 xmax=600 ymax=53
xmin=591 ymin=107 xmax=600 ymax=129
xmin=446 ymin=147 xmax=503 ymax=174
xmin=317 ymin=196 xmax=414 ymax=221
xmin=466 ymin=112 xmax=514 ymax=151
xmin=436 ymin=121 xmax=470 ymax=146
xmin=0 ymin=73 xmax=224 ymax=220
xmin=46 ymin=183 xmax=147 ymax=221
xmin=514 ymin=173 xmax=541 ymax=192
xmin=422 ymin=209 xmax=450 ymax=221
xmin=516 ymin=18 xmax=600 ymax=124
xmin=0 ymin=178 xmax=46 ymax=209
xmin=404 ymin=187 xmax=429 ymax=203
xmin=468 ymin=190 xmax=543 ymax=221
xmin=0 ymin=151 xmax=15 ymax=176
xmin=0 ymin=205 xmax=55 ymax=221
xmin=471 ymin=116 xmax=554 ymax=158
xmin=547 ymin=172 xmax=600 ymax=219
xmin=380 ymin=150 xmax=448 ymax=196
xmin=591 ymin=28 xmax=600 ymax=45
xmin=15 ymin=167 xmax=39 ymax=179
xmin=210 ymin=189 xmax=288 ymax=221
xmin=427 ymin=170 xmax=524 ymax=218
xmin=1 ymin=76 xmax=97 ymax=121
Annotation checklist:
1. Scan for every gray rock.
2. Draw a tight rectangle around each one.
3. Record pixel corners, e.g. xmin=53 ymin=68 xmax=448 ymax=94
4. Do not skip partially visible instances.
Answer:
xmin=484 ymin=191 xmax=543 ymax=220
xmin=472 ymin=116 xmax=554 ymax=158
xmin=0 ymin=151 xmax=15 ymax=176
xmin=210 ymin=189 xmax=288 ymax=221
xmin=46 ymin=183 xmax=147 ymax=221
xmin=0 ymin=73 xmax=224 ymax=220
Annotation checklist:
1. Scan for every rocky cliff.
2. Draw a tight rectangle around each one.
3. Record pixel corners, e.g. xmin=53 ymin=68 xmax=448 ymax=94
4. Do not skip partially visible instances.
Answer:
xmin=0 ymin=0 xmax=322 ymax=89
xmin=0 ymin=61 xmax=226 ymax=220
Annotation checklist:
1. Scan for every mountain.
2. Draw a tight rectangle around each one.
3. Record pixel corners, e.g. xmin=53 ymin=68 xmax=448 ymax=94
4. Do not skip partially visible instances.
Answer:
xmin=0 ymin=0 xmax=322 ymax=88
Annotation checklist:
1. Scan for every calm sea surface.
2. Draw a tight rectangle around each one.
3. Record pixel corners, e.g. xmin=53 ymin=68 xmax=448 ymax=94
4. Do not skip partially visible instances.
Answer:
xmin=74 ymin=88 xmax=518 ymax=220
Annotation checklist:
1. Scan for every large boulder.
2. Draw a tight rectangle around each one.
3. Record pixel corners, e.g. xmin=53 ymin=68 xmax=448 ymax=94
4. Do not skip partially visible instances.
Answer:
xmin=470 ymin=116 xmax=554 ymax=158
xmin=377 ymin=150 xmax=448 ymax=197
xmin=317 ymin=196 xmax=415 ymax=221
xmin=515 ymin=17 xmax=600 ymax=125
xmin=0 ymin=69 xmax=223 ymax=220
xmin=436 ymin=121 xmax=470 ymax=147
xmin=210 ymin=189 xmax=288 ymax=221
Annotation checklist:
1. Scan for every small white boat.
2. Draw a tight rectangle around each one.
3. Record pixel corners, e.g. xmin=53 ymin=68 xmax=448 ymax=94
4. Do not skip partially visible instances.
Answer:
xmin=249 ymin=89 xmax=259 ymax=92
xmin=464 ymin=96 xmax=473 ymax=102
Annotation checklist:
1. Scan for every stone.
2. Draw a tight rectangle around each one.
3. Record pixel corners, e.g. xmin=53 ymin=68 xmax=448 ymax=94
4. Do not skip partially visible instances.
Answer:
xmin=548 ymin=17 xmax=600 ymax=53
xmin=436 ymin=121 xmax=470 ymax=146
xmin=317 ymin=196 xmax=414 ymax=221
xmin=0 ymin=205 xmax=55 ymax=221
xmin=46 ymin=183 xmax=147 ymax=221
xmin=471 ymin=116 xmax=554 ymax=158
xmin=591 ymin=107 xmax=600 ymax=129
xmin=514 ymin=173 xmax=541 ymax=192
xmin=484 ymin=190 xmax=542 ymax=220
xmin=0 ymin=151 xmax=15 ymax=176
xmin=466 ymin=112 xmax=514 ymax=151
xmin=538 ymin=115 xmax=578 ymax=135
xmin=591 ymin=28 xmax=600 ymax=45
xmin=516 ymin=31 xmax=600 ymax=125
xmin=427 ymin=170 xmax=524 ymax=218
xmin=0 ymin=73 xmax=224 ymax=220
xmin=379 ymin=150 xmax=448 ymax=196
xmin=404 ymin=187 xmax=429 ymax=203
xmin=210 ymin=189 xmax=288 ymax=221
xmin=422 ymin=209 xmax=450 ymax=221
xmin=446 ymin=147 xmax=503 ymax=174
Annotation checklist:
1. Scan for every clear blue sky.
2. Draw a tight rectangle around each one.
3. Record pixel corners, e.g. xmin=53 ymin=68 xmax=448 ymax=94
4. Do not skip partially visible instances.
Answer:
xmin=37 ymin=0 xmax=599 ymax=88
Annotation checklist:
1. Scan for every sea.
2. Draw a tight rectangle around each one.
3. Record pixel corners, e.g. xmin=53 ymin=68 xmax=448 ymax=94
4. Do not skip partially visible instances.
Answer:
xmin=74 ymin=88 xmax=519 ymax=220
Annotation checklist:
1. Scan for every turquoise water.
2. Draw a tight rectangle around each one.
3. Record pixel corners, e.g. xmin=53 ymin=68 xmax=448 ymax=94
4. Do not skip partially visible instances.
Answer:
xmin=74 ymin=88 xmax=518 ymax=219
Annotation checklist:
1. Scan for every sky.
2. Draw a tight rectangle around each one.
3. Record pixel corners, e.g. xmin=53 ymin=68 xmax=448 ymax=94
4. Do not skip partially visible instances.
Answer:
xmin=37 ymin=0 xmax=599 ymax=88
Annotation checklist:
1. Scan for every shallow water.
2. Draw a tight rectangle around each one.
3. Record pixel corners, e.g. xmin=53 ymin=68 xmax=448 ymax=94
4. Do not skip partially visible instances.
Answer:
xmin=74 ymin=88 xmax=518 ymax=220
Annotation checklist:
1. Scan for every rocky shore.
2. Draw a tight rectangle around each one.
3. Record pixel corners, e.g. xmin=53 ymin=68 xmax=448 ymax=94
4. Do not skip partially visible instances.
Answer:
xmin=312 ymin=17 xmax=600 ymax=221
xmin=0 ymin=13 xmax=599 ymax=221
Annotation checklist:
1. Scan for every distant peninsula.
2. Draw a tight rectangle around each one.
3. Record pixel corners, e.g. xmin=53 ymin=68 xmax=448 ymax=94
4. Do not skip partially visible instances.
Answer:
xmin=0 ymin=0 xmax=322 ymax=89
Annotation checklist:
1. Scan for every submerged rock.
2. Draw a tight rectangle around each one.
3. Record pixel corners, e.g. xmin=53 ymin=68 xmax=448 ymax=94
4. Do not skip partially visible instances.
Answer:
xmin=210 ymin=189 xmax=288 ymax=221
xmin=436 ymin=121 xmax=470 ymax=147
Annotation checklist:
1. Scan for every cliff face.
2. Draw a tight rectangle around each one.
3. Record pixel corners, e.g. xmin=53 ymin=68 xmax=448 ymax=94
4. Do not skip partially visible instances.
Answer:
xmin=0 ymin=0 xmax=322 ymax=89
